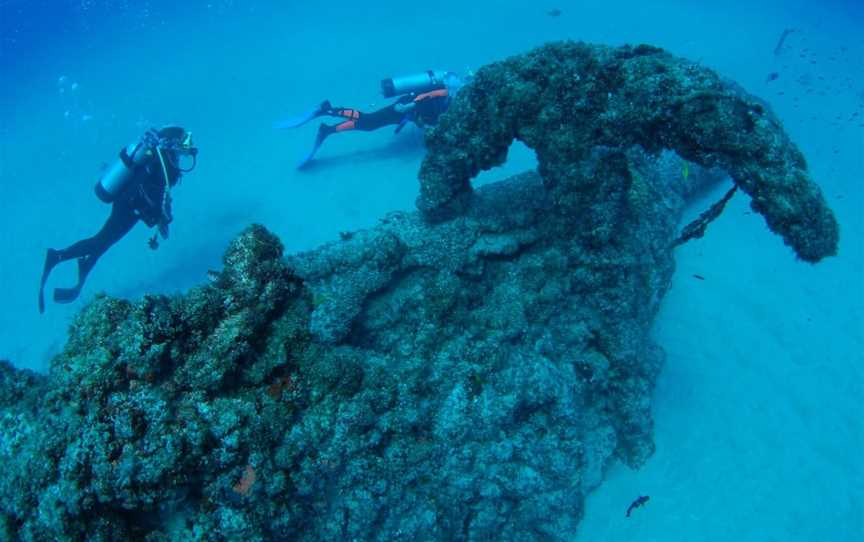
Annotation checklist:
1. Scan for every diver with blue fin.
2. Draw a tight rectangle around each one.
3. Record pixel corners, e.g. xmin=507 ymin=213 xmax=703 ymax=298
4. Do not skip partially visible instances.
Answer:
xmin=278 ymin=70 xmax=468 ymax=168
xmin=38 ymin=126 xmax=198 ymax=313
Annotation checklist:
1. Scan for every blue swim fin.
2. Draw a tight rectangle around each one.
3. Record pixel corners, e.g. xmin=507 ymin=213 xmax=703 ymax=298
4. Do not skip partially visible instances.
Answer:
xmin=274 ymin=110 xmax=318 ymax=130
xmin=297 ymin=139 xmax=323 ymax=169
xmin=297 ymin=124 xmax=332 ymax=169
xmin=274 ymin=101 xmax=332 ymax=130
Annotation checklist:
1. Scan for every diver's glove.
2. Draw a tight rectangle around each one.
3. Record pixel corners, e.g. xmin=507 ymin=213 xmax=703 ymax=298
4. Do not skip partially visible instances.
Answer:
xmin=149 ymin=203 xmax=171 ymax=250
xmin=147 ymin=210 xmax=172 ymax=251
xmin=147 ymin=215 xmax=170 ymax=251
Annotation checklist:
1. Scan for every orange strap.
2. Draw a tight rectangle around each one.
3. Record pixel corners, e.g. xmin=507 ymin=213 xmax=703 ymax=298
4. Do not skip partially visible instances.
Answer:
xmin=338 ymin=109 xmax=360 ymax=119
xmin=414 ymin=88 xmax=448 ymax=102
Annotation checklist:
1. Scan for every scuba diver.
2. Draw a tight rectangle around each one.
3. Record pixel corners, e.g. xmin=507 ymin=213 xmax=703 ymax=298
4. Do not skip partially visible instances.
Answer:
xmin=38 ymin=126 xmax=198 ymax=313
xmin=278 ymin=70 xmax=469 ymax=168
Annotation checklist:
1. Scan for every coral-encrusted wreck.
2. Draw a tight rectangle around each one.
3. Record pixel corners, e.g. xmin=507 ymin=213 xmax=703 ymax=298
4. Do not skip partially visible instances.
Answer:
xmin=0 ymin=42 xmax=836 ymax=541
xmin=419 ymin=41 xmax=837 ymax=262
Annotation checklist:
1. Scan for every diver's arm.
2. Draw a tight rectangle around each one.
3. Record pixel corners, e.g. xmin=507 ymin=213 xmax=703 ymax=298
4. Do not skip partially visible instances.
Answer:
xmin=394 ymin=101 xmax=416 ymax=114
xmin=133 ymin=169 xmax=166 ymax=226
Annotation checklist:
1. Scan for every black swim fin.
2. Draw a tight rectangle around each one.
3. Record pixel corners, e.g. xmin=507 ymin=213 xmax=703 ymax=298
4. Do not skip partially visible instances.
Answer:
xmin=53 ymin=256 xmax=92 ymax=305
xmin=39 ymin=249 xmax=61 ymax=314
xmin=53 ymin=286 xmax=82 ymax=304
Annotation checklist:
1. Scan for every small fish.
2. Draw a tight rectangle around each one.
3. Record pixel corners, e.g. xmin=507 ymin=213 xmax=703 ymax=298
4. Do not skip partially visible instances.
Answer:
xmin=693 ymin=274 xmax=705 ymax=281
xmin=681 ymin=160 xmax=690 ymax=181
xmin=766 ymin=72 xmax=779 ymax=83
xmin=626 ymin=495 xmax=650 ymax=517
xmin=547 ymin=8 xmax=562 ymax=17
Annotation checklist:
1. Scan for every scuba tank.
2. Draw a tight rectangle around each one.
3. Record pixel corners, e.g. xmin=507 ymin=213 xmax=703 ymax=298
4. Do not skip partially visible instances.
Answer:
xmin=380 ymin=70 xmax=448 ymax=98
xmin=94 ymin=126 xmax=197 ymax=204
xmin=94 ymin=139 xmax=154 ymax=203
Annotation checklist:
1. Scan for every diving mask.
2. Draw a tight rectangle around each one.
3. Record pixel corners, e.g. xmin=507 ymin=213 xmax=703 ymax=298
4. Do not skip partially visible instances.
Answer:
xmin=178 ymin=131 xmax=197 ymax=156
xmin=152 ymin=126 xmax=198 ymax=172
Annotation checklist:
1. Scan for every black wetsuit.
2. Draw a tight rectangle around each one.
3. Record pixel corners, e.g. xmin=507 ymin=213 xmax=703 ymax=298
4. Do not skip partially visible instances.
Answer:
xmin=321 ymin=89 xmax=450 ymax=136
xmin=351 ymin=99 xmax=407 ymax=131
xmin=39 ymin=153 xmax=180 ymax=312
xmin=297 ymin=88 xmax=452 ymax=167
xmin=408 ymin=91 xmax=451 ymax=127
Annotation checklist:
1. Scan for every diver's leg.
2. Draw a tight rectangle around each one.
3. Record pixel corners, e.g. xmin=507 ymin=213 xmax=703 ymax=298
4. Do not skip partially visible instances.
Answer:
xmin=297 ymin=117 xmax=360 ymax=168
xmin=39 ymin=227 xmax=103 ymax=313
xmin=52 ymin=204 xmax=139 ymax=305
xmin=319 ymin=102 xmax=364 ymax=121
xmin=49 ymin=211 xmax=117 ymax=264
xmin=354 ymin=103 xmax=404 ymax=131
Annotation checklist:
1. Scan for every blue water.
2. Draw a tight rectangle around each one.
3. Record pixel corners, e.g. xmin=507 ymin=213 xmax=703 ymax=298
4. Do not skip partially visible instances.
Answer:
xmin=1 ymin=0 xmax=861 ymax=540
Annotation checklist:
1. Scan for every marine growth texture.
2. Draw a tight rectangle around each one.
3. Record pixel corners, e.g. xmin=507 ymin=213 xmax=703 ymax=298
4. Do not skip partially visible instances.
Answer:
xmin=0 ymin=42 xmax=838 ymax=542
xmin=418 ymin=41 xmax=839 ymax=262
xmin=0 ymin=152 xmax=710 ymax=541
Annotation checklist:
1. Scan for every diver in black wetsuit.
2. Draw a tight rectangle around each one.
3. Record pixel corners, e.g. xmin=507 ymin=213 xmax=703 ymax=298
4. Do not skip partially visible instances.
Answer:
xmin=279 ymin=70 xmax=469 ymax=167
xmin=39 ymin=126 xmax=198 ymax=313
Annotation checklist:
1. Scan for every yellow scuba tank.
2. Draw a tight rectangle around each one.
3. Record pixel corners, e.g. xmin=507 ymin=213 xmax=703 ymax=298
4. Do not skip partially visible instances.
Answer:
xmin=94 ymin=140 xmax=154 ymax=203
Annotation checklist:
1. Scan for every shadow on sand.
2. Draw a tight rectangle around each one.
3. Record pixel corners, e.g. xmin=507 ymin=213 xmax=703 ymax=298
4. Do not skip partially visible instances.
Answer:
xmin=298 ymin=128 xmax=427 ymax=172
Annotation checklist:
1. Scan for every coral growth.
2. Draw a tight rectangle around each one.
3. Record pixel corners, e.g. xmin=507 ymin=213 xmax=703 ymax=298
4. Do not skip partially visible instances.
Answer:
xmin=418 ymin=41 xmax=838 ymax=262
xmin=0 ymin=160 xmax=686 ymax=540
xmin=0 ymin=41 xmax=839 ymax=541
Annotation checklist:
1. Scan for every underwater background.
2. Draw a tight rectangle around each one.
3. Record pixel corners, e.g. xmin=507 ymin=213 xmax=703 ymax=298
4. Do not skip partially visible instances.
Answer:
xmin=0 ymin=0 xmax=861 ymax=540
